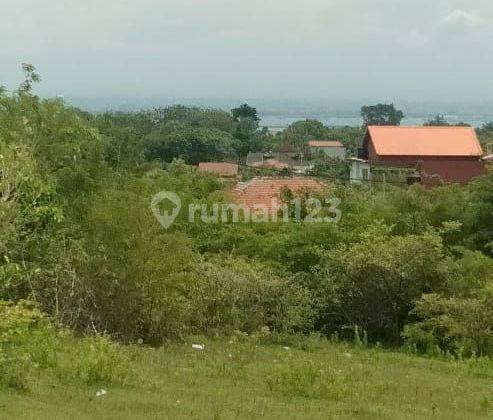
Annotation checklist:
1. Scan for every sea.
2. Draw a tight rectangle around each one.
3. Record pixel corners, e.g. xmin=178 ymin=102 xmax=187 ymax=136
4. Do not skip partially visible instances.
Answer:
xmin=67 ymin=96 xmax=493 ymax=130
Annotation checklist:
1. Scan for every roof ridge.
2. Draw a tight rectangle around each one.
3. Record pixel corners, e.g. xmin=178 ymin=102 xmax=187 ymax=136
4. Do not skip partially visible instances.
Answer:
xmin=368 ymin=125 xmax=474 ymax=130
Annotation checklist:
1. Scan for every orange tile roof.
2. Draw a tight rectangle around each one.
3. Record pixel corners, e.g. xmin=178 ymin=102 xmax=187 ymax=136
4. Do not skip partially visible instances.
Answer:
xmin=233 ymin=177 xmax=327 ymax=213
xmin=367 ymin=126 xmax=483 ymax=157
xmin=198 ymin=162 xmax=238 ymax=176
xmin=309 ymin=140 xmax=344 ymax=148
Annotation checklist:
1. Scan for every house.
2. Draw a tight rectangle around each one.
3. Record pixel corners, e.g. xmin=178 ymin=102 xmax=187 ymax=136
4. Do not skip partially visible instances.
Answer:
xmin=198 ymin=162 xmax=238 ymax=177
xmin=356 ymin=126 xmax=485 ymax=186
xmin=309 ymin=140 xmax=346 ymax=160
xmin=234 ymin=177 xmax=326 ymax=214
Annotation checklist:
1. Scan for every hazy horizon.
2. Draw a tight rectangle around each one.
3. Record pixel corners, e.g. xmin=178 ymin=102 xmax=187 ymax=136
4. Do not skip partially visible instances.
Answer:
xmin=2 ymin=0 xmax=493 ymax=105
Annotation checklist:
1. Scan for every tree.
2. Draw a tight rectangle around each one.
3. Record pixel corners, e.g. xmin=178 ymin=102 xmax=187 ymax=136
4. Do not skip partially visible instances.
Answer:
xmin=424 ymin=115 xmax=450 ymax=126
xmin=232 ymin=119 xmax=265 ymax=157
xmin=231 ymin=103 xmax=259 ymax=122
xmin=18 ymin=63 xmax=41 ymax=95
xmin=361 ymin=104 xmax=404 ymax=127
xmin=424 ymin=115 xmax=470 ymax=127
xmin=275 ymin=119 xmax=329 ymax=154
xmin=481 ymin=122 xmax=493 ymax=132
xmin=141 ymin=127 xmax=234 ymax=164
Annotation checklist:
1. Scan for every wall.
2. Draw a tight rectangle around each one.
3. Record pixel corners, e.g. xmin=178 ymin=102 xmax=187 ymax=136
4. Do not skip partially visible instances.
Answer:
xmin=313 ymin=146 xmax=346 ymax=160
xmin=350 ymin=160 xmax=371 ymax=183
xmin=365 ymin=135 xmax=485 ymax=185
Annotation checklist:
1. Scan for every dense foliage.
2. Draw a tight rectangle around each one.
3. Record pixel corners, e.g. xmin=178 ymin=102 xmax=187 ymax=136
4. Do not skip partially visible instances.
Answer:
xmin=1 ymin=67 xmax=492 ymax=362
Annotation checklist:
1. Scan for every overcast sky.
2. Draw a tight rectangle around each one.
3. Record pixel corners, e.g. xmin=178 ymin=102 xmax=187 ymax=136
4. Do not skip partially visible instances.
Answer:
xmin=1 ymin=0 xmax=493 ymax=104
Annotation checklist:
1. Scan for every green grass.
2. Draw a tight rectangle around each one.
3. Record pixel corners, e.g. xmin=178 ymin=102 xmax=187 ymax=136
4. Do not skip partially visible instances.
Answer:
xmin=1 ymin=337 xmax=492 ymax=419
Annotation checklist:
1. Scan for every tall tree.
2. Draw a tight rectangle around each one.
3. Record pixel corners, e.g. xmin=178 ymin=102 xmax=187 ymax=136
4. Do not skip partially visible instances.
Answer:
xmin=231 ymin=103 xmax=259 ymax=122
xmin=361 ymin=104 xmax=404 ymax=127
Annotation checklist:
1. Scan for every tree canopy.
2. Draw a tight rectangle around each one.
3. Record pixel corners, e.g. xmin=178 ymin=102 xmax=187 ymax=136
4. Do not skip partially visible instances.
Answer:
xmin=361 ymin=104 xmax=404 ymax=127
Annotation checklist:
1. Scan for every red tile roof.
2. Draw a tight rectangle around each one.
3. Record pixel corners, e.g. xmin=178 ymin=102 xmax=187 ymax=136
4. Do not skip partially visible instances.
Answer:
xmin=198 ymin=162 xmax=238 ymax=177
xmin=233 ymin=177 xmax=327 ymax=213
xmin=367 ymin=126 xmax=483 ymax=157
xmin=309 ymin=140 xmax=344 ymax=148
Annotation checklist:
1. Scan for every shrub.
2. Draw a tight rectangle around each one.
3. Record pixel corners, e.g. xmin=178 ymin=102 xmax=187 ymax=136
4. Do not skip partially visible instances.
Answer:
xmin=403 ymin=293 xmax=493 ymax=357
xmin=0 ymin=300 xmax=131 ymax=388
xmin=265 ymin=360 xmax=348 ymax=400
xmin=187 ymin=257 xmax=314 ymax=335
xmin=313 ymin=226 xmax=451 ymax=344
xmin=0 ymin=300 xmax=54 ymax=389
xmin=58 ymin=334 xmax=131 ymax=384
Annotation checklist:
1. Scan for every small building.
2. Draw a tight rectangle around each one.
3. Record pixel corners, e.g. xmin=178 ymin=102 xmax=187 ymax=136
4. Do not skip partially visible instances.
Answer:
xmin=348 ymin=158 xmax=371 ymax=184
xmin=309 ymin=140 xmax=346 ymax=160
xmin=359 ymin=126 xmax=485 ymax=186
xmin=198 ymin=162 xmax=238 ymax=177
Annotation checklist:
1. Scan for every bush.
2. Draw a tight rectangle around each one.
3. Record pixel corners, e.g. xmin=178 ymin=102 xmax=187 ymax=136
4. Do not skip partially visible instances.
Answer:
xmin=265 ymin=360 xmax=348 ymax=400
xmin=0 ymin=300 xmax=131 ymax=388
xmin=187 ymin=257 xmax=314 ymax=335
xmin=312 ymin=226 xmax=451 ymax=344
xmin=0 ymin=300 xmax=54 ymax=389
xmin=58 ymin=334 xmax=131 ymax=384
xmin=403 ymin=293 xmax=493 ymax=357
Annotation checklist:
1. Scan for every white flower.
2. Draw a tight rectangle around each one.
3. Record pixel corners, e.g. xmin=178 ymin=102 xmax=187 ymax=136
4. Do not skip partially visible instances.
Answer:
xmin=192 ymin=344 xmax=204 ymax=350
xmin=282 ymin=346 xmax=290 ymax=351
xmin=343 ymin=352 xmax=352 ymax=358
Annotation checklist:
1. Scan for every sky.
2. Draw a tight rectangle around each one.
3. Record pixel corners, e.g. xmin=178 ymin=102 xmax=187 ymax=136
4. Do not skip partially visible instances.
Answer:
xmin=1 ymin=0 xmax=493 ymax=106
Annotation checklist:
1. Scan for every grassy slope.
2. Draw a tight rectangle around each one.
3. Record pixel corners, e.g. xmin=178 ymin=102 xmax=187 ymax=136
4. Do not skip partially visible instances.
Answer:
xmin=1 ymin=338 xmax=492 ymax=420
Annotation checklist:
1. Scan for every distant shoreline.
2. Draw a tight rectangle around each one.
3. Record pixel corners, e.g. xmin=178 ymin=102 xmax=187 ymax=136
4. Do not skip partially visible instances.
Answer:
xmin=260 ymin=115 xmax=493 ymax=130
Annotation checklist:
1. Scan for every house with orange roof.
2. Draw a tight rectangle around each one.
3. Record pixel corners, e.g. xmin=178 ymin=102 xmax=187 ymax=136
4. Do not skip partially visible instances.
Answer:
xmin=355 ymin=126 xmax=485 ymax=186
xmin=309 ymin=140 xmax=346 ymax=160
xmin=234 ymin=177 xmax=327 ymax=214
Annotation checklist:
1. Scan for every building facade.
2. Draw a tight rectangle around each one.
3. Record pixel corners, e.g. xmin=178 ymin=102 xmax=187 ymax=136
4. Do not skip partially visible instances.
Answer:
xmin=309 ymin=141 xmax=346 ymax=160
xmin=361 ymin=126 xmax=485 ymax=186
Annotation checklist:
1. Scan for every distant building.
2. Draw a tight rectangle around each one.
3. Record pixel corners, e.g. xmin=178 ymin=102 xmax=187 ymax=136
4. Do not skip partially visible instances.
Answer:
xmin=198 ymin=162 xmax=238 ymax=177
xmin=353 ymin=126 xmax=485 ymax=186
xmin=309 ymin=140 xmax=346 ymax=160
xmin=234 ymin=177 xmax=327 ymax=214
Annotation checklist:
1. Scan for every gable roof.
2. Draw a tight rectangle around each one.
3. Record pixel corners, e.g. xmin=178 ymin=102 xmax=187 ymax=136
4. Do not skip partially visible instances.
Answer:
xmin=367 ymin=126 xmax=483 ymax=157
xmin=233 ymin=177 xmax=327 ymax=213
xmin=309 ymin=140 xmax=344 ymax=148
xmin=198 ymin=162 xmax=238 ymax=176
